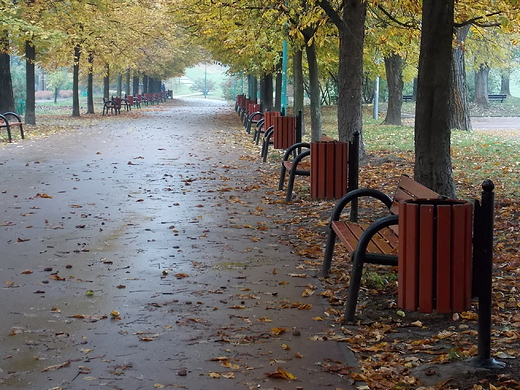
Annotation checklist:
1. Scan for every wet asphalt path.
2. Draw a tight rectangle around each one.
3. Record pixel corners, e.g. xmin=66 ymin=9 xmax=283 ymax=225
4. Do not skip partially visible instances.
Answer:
xmin=0 ymin=99 xmax=356 ymax=390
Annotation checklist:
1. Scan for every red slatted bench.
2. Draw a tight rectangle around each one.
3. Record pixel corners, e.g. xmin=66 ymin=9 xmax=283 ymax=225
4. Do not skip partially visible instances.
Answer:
xmin=322 ymin=174 xmax=440 ymax=322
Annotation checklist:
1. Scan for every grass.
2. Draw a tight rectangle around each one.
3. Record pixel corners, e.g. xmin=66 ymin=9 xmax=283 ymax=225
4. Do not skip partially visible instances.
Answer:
xmin=318 ymin=103 xmax=520 ymax=200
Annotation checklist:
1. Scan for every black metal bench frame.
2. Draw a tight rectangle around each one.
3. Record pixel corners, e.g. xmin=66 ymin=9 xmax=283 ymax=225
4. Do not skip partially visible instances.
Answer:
xmin=0 ymin=112 xmax=24 ymax=143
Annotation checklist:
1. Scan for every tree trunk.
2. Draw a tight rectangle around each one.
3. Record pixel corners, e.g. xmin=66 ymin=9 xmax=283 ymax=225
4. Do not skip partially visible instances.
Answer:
xmin=474 ymin=64 xmax=490 ymax=108
xmin=305 ymin=38 xmax=322 ymax=142
xmin=337 ymin=0 xmax=366 ymax=147
xmin=25 ymin=41 xmax=36 ymax=124
xmin=293 ymin=50 xmax=304 ymax=117
xmin=0 ymin=37 xmax=15 ymax=113
xmin=125 ymin=69 xmax=131 ymax=97
xmin=117 ymin=74 xmax=122 ymax=97
xmin=133 ymin=75 xmax=139 ymax=95
xmin=104 ymin=64 xmax=110 ymax=99
xmin=414 ymin=0 xmax=455 ymax=198
xmin=500 ymin=68 xmax=511 ymax=96
xmin=143 ymin=74 xmax=148 ymax=93
xmin=449 ymin=25 xmax=471 ymax=131
xmin=260 ymin=74 xmax=273 ymax=111
xmin=383 ymin=54 xmax=403 ymax=125
xmin=72 ymin=45 xmax=81 ymax=117
xmin=86 ymin=53 xmax=94 ymax=114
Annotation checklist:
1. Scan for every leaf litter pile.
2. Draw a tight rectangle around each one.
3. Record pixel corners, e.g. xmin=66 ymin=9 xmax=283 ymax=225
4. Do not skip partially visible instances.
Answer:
xmin=1 ymin=105 xmax=519 ymax=390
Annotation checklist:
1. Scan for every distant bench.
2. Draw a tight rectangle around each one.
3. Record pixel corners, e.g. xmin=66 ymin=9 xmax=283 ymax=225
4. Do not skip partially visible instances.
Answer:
xmin=0 ymin=112 xmax=24 ymax=143
xmin=403 ymin=95 xmax=414 ymax=102
xmin=488 ymin=94 xmax=507 ymax=103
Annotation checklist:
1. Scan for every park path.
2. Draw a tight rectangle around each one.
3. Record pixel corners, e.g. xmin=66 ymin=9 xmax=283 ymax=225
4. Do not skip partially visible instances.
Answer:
xmin=0 ymin=98 xmax=356 ymax=390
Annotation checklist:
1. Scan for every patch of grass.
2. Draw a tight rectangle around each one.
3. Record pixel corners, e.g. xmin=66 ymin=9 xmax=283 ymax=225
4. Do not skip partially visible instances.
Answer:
xmin=318 ymin=104 xmax=519 ymax=199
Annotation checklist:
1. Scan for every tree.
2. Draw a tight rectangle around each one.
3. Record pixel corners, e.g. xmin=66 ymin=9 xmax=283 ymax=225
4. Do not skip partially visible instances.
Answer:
xmin=383 ymin=54 xmax=404 ymax=125
xmin=449 ymin=25 xmax=472 ymax=131
xmin=317 ymin=0 xmax=366 ymax=145
xmin=414 ymin=0 xmax=456 ymax=198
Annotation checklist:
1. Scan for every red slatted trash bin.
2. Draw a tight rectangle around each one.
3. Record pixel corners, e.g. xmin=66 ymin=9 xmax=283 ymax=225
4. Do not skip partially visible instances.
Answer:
xmin=273 ymin=116 xmax=296 ymax=150
xmin=398 ymin=199 xmax=473 ymax=313
xmin=309 ymin=140 xmax=349 ymax=199
xmin=264 ymin=111 xmax=281 ymax=131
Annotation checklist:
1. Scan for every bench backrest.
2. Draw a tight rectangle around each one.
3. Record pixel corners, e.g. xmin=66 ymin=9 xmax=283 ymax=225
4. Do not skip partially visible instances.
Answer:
xmin=390 ymin=174 xmax=440 ymax=215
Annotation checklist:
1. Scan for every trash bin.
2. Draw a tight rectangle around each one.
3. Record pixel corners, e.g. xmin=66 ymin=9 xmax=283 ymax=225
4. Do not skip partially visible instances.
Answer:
xmin=273 ymin=115 xmax=296 ymax=150
xmin=310 ymin=140 xmax=349 ymax=199
xmin=398 ymin=198 xmax=473 ymax=313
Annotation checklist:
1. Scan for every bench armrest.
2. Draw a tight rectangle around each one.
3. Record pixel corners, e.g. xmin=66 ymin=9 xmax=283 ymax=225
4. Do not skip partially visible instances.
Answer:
xmin=282 ymin=142 xmax=311 ymax=161
xmin=1 ymin=112 xmax=22 ymax=122
xmin=330 ymin=188 xmax=393 ymax=222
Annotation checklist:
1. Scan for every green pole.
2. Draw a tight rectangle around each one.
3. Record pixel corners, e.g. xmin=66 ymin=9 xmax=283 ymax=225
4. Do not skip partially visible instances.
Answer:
xmin=281 ymin=40 xmax=288 ymax=114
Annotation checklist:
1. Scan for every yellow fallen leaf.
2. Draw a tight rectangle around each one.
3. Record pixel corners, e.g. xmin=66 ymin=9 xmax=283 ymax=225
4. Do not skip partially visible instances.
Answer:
xmin=21 ymin=269 xmax=33 ymax=274
xmin=312 ymin=316 xmax=324 ymax=321
xmin=301 ymin=288 xmax=315 ymax=297
xmin=265 ymin=367 xmax=297 ymax=380
xmin=221 ymin=372 xmax=235 ymax=379
xmin=271 ymin=327 xmax=286 ymax=335
xmin=281 ymin=344 xmax=290 ymax=350
xmin=220 ymin=360 xmax=239 ymax=369
xmin=208 ymin=372 xmax=220 ymax=378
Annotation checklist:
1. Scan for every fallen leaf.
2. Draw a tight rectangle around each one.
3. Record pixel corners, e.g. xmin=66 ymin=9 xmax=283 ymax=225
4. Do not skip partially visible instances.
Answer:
xmin=271 ymin=327 xmax=287 ymax=335
xmin=265 ymin=367 xmax=297 ymax=380
xmin=41 ymin=361 xmax=70 ymax=372
xmin=301 ymin=288 xmax=315 ymax=297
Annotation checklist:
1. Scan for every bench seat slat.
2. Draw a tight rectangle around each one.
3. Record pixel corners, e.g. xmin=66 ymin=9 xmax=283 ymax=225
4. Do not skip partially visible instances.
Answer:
xmin=331 ymin=221 xmax=398 ymax=256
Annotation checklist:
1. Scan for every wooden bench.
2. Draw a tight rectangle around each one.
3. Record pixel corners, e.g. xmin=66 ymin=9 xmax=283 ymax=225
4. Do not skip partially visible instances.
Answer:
xmin=245 ymin=110 xmax=263 ymax=135
xmin=322 ymin=174 xmax=440 ymax=322
xmin=402 ymin=95 xmax=414 ymax=102
xmin=488 ymin=94 xmax=507 ymax=103
xmin=278 ymin=133 xmax=358 ymax=202
xmin=0 ymin=112 xmax=24 ymax=143
xmin=102 ymin=98 xmax=119 ymax=115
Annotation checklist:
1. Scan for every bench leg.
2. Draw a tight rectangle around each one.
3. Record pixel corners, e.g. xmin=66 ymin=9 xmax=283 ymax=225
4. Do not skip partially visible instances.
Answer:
xmin=322 ymin=227 xmax=337 ymax=276
xmin=262 ymin=129 xmax=274 ymax=162
xmin=6 ymin=124 xmax=12 ymax=143
xmin=344 ymin=252 xmax=365 ymax=324
xmin=278 ymin=164 xmax=287 ymax=190
xmin=285 ymin=166 xmax=298 ymax=202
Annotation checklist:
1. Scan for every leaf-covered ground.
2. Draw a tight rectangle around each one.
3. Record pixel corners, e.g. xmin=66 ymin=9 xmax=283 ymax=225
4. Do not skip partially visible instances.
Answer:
xmin=233 ymin=111 xmax=520 ymax=389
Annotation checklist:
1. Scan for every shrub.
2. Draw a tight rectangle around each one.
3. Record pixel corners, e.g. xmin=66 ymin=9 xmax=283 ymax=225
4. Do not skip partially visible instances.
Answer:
xmin=35 ymin=90 xmax=53 ymax=100
xmin=59 ymin=90 xmax=73 ymax=98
